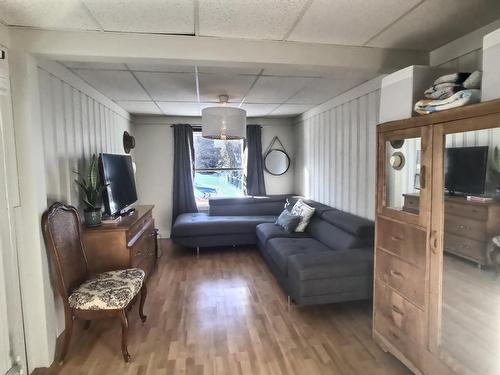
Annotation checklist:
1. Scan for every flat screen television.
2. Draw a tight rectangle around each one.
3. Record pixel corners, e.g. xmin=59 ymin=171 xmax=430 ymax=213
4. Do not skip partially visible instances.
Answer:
xmin=445 ymin=146 xmax=488 ymax=195
xmin=99 ymin=153 xmax=137 ymax=216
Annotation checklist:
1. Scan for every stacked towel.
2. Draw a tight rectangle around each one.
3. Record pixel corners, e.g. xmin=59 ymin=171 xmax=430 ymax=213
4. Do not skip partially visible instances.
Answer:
xmin=415 ymin=71 xmax=482 ymax=115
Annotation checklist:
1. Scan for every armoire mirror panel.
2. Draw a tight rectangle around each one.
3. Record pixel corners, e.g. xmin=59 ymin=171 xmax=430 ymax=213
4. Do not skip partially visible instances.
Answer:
xmin=439 ymin=126 xmax=500 ymax=375
xmin=384 ymin=136 xmax=422 ymax=212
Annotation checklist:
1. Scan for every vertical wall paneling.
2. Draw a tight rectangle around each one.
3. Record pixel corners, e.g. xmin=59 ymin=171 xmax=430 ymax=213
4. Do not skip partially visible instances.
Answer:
xmin=294 ymin=79 xmax=382 ymax=220
xmin=38 ymin=66 xmax=131 ymax=211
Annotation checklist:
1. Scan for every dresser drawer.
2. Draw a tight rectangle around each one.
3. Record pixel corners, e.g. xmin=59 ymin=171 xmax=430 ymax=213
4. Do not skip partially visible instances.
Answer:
xmin=377 ymin=217 xmax=426 ymax=269
xmin=403 ymin=195 xmax=419 ymax=214
xmin=375 ymin=249 xmax=425 ymax=308
xmin=445 ymin=201 xmax=488 ymax=221
xmin=444 ymin=232 xmax=486 ymax=263
xmin=130 ymin=222 xmax=155 ymax=266
xmin=374 ymin=280 xmax=425 ymax=367
xmin=127 ymin=210 xmax=153 ymax=244
xmin=444 ymin=215 xmax=486 ymax=241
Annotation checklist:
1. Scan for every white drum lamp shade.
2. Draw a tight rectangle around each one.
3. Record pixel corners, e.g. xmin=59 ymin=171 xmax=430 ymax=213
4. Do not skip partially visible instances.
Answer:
xmin=202 ymin=106 xmax=247 ymax=140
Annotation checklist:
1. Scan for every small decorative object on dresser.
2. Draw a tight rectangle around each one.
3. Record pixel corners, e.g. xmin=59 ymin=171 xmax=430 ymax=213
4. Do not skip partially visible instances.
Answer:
xmin=74 ymin=154 xmax=105 ymax=227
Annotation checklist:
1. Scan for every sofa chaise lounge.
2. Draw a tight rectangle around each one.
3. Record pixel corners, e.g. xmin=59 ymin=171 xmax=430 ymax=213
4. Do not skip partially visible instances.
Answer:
xmin=171 ymin=195 xmax=375 ymax=305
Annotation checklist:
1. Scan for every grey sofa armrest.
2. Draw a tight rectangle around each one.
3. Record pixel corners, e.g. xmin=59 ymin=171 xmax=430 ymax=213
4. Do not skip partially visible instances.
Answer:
xmin=288 ymin=248 xmax=374 ymax=281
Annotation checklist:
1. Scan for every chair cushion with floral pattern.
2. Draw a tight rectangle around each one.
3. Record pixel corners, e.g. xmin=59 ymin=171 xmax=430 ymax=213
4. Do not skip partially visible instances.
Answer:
xmin=68 ymin=268 xmax=145 ymax=310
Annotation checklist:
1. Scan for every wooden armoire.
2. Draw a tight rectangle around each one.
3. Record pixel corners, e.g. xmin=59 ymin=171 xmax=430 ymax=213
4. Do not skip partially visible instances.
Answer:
xmin=374 ymin=99 xmax=500 ymax=375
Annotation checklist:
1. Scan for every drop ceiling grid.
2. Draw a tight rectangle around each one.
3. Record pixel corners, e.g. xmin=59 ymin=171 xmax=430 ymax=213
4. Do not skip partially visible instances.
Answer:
xmin=64 ymin=61 xmax=366 ymax=116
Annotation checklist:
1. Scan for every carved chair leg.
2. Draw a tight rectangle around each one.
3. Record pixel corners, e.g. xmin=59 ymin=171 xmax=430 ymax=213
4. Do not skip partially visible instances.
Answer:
xmin=83 ymin=320 xmax=91 ymax=330
xmin=59 ymin=311 xmax=74 ymax=365
xmin=119 ymin=309 xmax=131 ymax=362
xmin=139 ymin=284 xmax=147 ymax=323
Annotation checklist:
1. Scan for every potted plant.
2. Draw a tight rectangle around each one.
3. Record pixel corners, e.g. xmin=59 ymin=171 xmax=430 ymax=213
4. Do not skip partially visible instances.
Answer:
xmin=74 ymin=154 xmax=105 ymax=227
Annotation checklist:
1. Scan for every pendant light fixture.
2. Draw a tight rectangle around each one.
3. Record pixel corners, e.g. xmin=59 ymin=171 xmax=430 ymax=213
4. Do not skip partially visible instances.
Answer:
xmin=202 ymin=95 xmax=246 ymax=140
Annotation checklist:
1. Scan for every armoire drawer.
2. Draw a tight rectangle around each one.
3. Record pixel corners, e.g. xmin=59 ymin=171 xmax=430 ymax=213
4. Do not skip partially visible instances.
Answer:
xmin=445 ymin=201 xmax=488 ymax=221
xmin=444 ymin=215 xmax=486 ymax=241
xmin=375 ymin=249 xmax=425 ymax=308
xmin=377 ymin=217 xmax=426 ymax=269
xmin=374 ymin=280 xmax=425 ymax=366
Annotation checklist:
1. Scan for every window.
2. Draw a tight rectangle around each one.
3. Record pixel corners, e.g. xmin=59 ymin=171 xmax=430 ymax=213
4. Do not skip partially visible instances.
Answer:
xmin=193 ymin=132 xmax=245 ymax=206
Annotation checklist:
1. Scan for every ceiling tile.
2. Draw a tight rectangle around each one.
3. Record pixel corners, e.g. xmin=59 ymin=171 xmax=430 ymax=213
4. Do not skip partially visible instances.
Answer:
xmin=288 ymin=0 xmax=422 ymax=46
xmin=367 ymin=0 xmax=500 ymax=51
xmin=61 ymin=61 xmax=128 ymax=70
xmin=135 ymin=72 xmax=197 ymax=101
xmin=126 ymin=63 xmax=195 ymax=73
xmin=198 ymin=73 xmax=256 ymax=102
xmin=117 ymin=101 xmax=162 ymax=115
xmin=0 ymin=0 xmax=100 ymax=30
xmin=245 ymin=76 xmax=312 ymax=103
xmin=82 ymin=0 xmax=194 ymax=34
xmin=240 ymin=103 xmax=278 ymax=117
xmin=73 ymin=69 xmax=149 ymax=100
xmin=199 ymin=0 xmax=308 ymax=40
xmin=269 ymin=104 xmax=313 ymax=117
xmin=157 ymin=102 xmax=203 ymax=116
xmin=287 ymin=78 xmax=366 ymax=105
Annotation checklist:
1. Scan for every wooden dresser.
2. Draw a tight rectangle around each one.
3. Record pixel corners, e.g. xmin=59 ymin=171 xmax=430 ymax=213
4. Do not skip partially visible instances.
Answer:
xmin=82 ymin=205 xmax=157 ymax=279
xmin=403 ymin=193 xmax=500 ymax=266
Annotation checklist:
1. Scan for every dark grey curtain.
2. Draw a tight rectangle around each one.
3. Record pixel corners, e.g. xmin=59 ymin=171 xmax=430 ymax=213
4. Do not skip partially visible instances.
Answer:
xmin=172 ymin=124 xmax=198 ymax=222
xmin=246 ymin=125 xmax=266 ymax=196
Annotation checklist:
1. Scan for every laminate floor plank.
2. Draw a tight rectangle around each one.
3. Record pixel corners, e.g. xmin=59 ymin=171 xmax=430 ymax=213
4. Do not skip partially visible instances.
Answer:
xmin=39 ymin=240 xmax=409 ymax=375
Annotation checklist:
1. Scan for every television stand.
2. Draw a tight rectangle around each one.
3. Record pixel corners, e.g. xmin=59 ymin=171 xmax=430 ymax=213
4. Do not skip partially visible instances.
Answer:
xmin=403 ymin=193 xmax=500 ymax=266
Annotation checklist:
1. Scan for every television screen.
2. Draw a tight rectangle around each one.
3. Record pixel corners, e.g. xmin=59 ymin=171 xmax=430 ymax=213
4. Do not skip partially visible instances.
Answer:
xmin=99 ymin=153 xmax=137 ymax=215
xmin=445 ymin=146 xmax=488 ymax=195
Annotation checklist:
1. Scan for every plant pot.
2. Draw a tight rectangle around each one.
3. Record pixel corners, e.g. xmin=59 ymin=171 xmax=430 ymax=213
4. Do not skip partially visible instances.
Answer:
xmin=84 ymin=208 xmax=102 ymax=227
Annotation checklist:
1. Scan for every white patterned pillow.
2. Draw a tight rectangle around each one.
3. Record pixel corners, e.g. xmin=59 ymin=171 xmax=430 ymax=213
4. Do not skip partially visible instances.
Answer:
xmin=290 ymin=200 xmax=315 ymax=232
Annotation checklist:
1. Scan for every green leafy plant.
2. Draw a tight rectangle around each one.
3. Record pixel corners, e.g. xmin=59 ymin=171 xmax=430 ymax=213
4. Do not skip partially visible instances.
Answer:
xmin=74 ymin=154 xmax=104 ymax=210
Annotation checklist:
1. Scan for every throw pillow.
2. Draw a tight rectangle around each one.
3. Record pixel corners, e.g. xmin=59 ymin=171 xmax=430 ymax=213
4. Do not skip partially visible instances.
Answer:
xmin=275 ymin=210 xmax=301 ymax=233
xmin=291 ymin=199 xmax=315 ymax=232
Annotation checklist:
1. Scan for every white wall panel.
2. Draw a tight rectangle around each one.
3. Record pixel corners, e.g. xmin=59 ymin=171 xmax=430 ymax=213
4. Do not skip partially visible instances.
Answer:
xmin=294 ymin=79 xmax=381 ymax=220
xmin=37 ymin=64 xmax=131 ymax=335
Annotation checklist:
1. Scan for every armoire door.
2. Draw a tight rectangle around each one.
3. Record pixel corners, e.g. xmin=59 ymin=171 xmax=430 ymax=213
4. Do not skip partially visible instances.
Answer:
xmin=377 ymin=125 xmax=432 ymax=227
xmin=429 ymin=111 xmax=500 ymax=375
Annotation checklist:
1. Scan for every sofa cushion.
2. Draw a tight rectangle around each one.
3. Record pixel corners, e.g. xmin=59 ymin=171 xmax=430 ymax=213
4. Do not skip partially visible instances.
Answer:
xmin=275 ymin=210 xmax=302 ymax=233
xmin=172 ymin=213 xmax=277 ymax=237
xmin=209 ymin=195 xmax=290 ymax=216
xmin=288 ymin=248 xmax=374 ymax=281
xmin=285 ymin=197 xmax=333 ymax=216
xmin=266 ymin=238 xmax=331 ymax=275
xmin=319 ymin=210 xmax=374 ymax=238
xmin=306 ymin=216 xmax=372 ymax=251
xmin=256 ymin=223 xmax=310 ymax=245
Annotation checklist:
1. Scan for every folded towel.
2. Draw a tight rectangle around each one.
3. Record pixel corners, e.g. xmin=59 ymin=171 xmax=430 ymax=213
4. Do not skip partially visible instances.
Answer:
xmin=424 ymin=84 xmax=463 ymax=100
xmin=434 ymin=72 xmax=471 ymax=85
xmin=414 ymin=89 xmax=481 ymax=115
xmin=463 ymin=70 xmax=482 ymax=89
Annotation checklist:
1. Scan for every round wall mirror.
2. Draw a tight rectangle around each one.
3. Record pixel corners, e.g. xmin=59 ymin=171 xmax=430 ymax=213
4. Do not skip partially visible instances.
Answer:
xmin=264 ymin=149 xmax=290 ymax=176
xmin=390 ymin=151 xmax=406 ymax=170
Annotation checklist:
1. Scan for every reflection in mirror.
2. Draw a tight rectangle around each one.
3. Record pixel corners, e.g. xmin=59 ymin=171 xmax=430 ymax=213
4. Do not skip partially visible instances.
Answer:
xmin=441 ymin=127 xmax=500 ymax=375
xmin=384 ymin=137 xmax=421 ymax=213
xmin=264 ymin=149 xmax=290 ymax=176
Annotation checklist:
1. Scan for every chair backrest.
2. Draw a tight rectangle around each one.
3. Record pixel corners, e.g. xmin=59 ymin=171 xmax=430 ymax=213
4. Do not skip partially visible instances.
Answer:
xmin=41 ymin=202 xmax=88 ymax=300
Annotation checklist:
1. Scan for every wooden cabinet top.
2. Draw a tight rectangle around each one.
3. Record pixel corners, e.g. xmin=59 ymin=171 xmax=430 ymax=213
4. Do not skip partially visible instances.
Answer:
xmin=83 ymin=205 xmax=154 ymax=233
xmin=377 ymin=98 xmax=500 ymax=133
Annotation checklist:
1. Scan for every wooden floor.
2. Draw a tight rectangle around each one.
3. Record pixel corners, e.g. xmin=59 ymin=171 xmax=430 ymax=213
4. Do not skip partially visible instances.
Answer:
xmin=41 ymin=240 xmax=409 ymax=375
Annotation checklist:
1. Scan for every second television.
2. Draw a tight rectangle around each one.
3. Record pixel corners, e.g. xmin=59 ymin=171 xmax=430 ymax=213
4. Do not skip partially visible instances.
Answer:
xmin=99 ymin=153 xmax=138 ymax=216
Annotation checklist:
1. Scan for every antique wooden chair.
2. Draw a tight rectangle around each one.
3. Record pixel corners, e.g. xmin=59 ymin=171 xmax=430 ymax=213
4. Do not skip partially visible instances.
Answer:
xmin=41 ymin=202 xmax=147 ymax=364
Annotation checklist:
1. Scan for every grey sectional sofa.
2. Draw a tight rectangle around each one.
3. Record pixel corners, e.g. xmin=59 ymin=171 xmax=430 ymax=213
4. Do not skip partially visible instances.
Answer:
xmin=171 ymin=195 xmax=375 ymax=305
